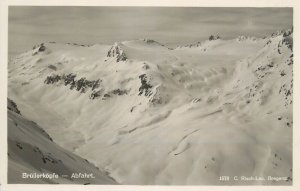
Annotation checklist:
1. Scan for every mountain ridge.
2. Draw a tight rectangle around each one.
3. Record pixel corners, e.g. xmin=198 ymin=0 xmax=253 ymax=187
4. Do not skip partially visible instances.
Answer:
xmin=8 ymin=29 xmax=293 ymax=185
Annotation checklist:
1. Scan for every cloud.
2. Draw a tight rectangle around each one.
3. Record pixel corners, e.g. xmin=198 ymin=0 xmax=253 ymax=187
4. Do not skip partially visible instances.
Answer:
xmin=8 ymin=7 xmax=293 ymax=57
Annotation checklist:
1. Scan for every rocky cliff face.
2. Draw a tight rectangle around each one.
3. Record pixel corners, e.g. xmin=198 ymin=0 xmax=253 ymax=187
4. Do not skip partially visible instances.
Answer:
xmin=107 ymin=43 xmax=127 ymax=62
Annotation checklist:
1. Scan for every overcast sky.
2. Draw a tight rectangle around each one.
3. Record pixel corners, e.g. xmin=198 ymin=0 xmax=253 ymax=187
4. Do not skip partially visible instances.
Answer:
xmin=8 ymin=7 xmax=292 ymax=57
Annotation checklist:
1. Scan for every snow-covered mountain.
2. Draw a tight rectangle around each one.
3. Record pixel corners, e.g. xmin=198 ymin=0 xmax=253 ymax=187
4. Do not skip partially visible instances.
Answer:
xmin=7 ymin=99 xmax=117 ymax=184
xmin=8 ymin=29 xmax=293 ymax=185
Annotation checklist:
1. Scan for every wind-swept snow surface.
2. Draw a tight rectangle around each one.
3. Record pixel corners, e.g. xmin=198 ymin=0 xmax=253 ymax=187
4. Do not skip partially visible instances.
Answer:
xmin=8 ymin=29 xmax=293 ymax=185
xmin=7 ymin=99 xmax=117 ymax=184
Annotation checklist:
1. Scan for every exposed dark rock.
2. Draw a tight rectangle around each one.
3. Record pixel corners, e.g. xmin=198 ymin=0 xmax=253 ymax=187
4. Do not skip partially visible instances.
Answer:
xmin=63 ymin=73 xmax=77 ymax=86
xmin=44 ymin=73 xmax=130 ymax=100
xmin=283 ymin=36 xmax=293 ymax=51
xmin=287 ymin=57 xmax=293 ymax=66
xmin=44 ymin=75 xmax=61 ymax=84
xmin=80 ymin=87 xmax=86 ymax=93
xmin=91 ymin=80 xmax=101 ymax=90
xmin=150 ymin=96 xmax=163 ymax=105
xmin=138 ymin=74 xmax=153 ymax=96
xmin=142 ymin=39 xmax=165 ymax=47
xmin=33 ymin=146 xmax=62 ymax=164
xmin=143 ymin=39 xmax=156 ymax=44
xmin=44 ymin=73 xmax=102 ymax=99
xmin=277 ymin=42 xmax=282 ymax=54
xmin=7 ymin=98 xmax=21 ymax=115
xmin=90 ymin=90 xmax=102 ymax=99
xmin=286 ymin=177 xmax=293 ymax=182
xmin=76 ymin=78 xmax=87 ymax=91
xmin=279 ymin=79 xmax=293 ymax=106
xmin=107 ymin=44 xmax=127 ymax=62
xmin=47 ymin=65 xmax=57 ymax=71
xmin=267 ymin=62 xmax=274 ymax=68
xmin=283 ymin=28 xmax=293 ymax=37
xmin=112 ymin=89 xmax=128 ymax=95
xmin=209 ymin=35 xmax=220 ymax=41
xmin=16 ymin=142 xmax=23 ymax=150
xmin=130 ymin=106 xmax=135 ymax=112
xmin=38 ymin=43 xmax=46 ymax=52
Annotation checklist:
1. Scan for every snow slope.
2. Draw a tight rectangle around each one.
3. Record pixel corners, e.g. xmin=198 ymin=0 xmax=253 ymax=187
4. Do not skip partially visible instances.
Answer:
xmin=7 ymin=99 xmax=117 ymax=184
xmin=8 ymin=29 xmax=293 ymax=185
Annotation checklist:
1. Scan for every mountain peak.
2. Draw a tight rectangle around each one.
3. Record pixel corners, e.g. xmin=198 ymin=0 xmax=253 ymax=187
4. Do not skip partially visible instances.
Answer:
xmin=107 ymin=43 xmax=127 ymax=62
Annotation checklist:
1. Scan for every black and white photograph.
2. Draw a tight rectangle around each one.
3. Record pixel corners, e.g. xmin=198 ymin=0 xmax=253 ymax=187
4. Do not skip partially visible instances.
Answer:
xmin=1 ymin=2 xmax=297 ymax=189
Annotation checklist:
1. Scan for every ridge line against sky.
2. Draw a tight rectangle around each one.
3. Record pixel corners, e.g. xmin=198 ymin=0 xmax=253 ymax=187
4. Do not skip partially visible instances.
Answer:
xmin=8 ymin=7 xmax=293 ymax=57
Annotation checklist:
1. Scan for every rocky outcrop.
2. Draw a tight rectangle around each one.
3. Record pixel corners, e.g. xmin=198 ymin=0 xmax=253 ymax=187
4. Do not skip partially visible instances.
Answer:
xmin=44 ymin=73 xmax=130 ymax=100
xmin=138 ymin=74 xmax=153 ymax=96
xmin=242 ymin=29 xmax=293 ymax=108
xmin=44 ymin=73 xmax=101 ymax=94
xmin=107 ymin=43 xmax=127 ymax=62
xmin=236 ymin=36 xmax=257 ymax=42
xmin=176 ymin=42 xmax=202 ymax=49
xmin=7 ymin=98 xmax=21 ymax=115
xmin=208 ymin=35 xmax=220 ymax=41
xmin=38 ymin=43 xmax=46 ymax=52
xmin=32 ymin=43 xmax=48 ymax=56
xmin=142 ymin=39 xmax=165 ymax=47
xmin=271 ymin=28 xmax=293 ymax=38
